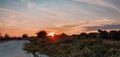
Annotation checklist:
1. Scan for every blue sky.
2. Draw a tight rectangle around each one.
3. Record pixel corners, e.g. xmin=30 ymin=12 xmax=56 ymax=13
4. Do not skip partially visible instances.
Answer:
xmin=0 ymin=0 xmax=120 ymax=36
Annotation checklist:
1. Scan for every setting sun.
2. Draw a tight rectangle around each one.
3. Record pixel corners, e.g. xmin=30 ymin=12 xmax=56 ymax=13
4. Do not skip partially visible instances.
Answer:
xmin=48 ymin=32 xmax=55 ymax=37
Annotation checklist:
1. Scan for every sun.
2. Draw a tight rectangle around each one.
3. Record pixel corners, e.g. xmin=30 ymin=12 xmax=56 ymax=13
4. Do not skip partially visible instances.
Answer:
xmin=48 ymin=32 xmax=55 ymax=37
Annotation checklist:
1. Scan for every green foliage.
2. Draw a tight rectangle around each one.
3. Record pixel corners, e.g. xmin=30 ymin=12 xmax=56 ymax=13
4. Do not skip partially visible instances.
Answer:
xmin=23 ymin=43 xmax=40 ymax=53
xmin=23 ymin=37 xmax=120 ymax=57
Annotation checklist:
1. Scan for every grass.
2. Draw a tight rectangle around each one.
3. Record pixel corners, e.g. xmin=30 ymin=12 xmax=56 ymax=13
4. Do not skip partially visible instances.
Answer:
xmin=23 ymin=37 xmax=120 ymax=57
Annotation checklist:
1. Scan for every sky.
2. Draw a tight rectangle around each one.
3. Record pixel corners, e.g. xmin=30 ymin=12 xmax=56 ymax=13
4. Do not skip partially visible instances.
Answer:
xmin=0 ymin=0 xmax=120 ymax=36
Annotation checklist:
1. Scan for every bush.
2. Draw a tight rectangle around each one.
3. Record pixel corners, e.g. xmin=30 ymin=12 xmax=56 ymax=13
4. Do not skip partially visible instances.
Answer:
xmin=23 ymin=35 xmax=120 ymax=57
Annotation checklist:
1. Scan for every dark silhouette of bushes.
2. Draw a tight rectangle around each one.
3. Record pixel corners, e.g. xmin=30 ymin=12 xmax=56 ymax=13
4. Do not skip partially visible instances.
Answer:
xmin=24 ymin=32 xmax=120 ymax=57
xmin=4 ymin=34 xmax=10 ymax=39
xmin=22 ymin=34 xmax=28 ymax=39
xmin=98 ymin=29 xmax=120 ymax=40
xmin=70 ymin=29 xmax=120 ymax=40
xmin=0 ymin=33 xmax=3 ymax=38
xmin=0 ymin=29 xmax=119 ymax=41
xmin=22 ymin=30 xmax=120 ymax=57
xmin=88 ymin=33 xmax=98 ymax=39
xmin=1 ymin=30 xmax=119 ymax=57
xmin=0 ymin=33 xmax=26 ymax=40
xmin=109 ymin=30 xmax=120 ymax=40
xmin=36 ymin=30 xmax=47 ymax=38
xmin=98 ymin=29 xmax=109 ymax=39
xmin=59 ymin=33 xmax=68 ymax=38
xmin=79 ymin=32 xmax=88 ymax=39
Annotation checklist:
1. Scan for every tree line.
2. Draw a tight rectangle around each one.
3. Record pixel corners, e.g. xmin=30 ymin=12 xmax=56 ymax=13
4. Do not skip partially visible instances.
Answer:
xmin=79 ymin=29 xmax=120 ymax=40
xmin=0 ymin=29 xmax=120 ymax=40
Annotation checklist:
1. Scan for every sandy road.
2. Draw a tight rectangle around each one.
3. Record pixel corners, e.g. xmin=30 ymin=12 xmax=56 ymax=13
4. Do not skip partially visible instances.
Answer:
xmin=0 ymin=40 xmax=33 ymax=57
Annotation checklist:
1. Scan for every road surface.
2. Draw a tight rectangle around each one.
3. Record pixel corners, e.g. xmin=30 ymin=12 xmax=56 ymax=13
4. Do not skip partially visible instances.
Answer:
xmin=0 ymin=40 xmax=48 ymax=57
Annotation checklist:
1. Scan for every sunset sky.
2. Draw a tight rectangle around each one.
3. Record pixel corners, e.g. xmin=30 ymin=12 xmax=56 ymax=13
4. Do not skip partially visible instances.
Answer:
xmin=0 ymin=0 xmax=120 ymax=36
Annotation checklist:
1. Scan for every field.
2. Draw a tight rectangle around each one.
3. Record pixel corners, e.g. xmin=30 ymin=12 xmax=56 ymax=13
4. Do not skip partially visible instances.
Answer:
xmin=23 ymin=36 xmax=120 ymax=57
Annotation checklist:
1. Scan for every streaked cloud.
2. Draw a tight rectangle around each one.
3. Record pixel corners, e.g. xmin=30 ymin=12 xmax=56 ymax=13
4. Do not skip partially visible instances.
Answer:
xmin=85 ymin=24 xmax=120 ymax=31
xmin=72 ymin=0 xmax=120 ymax=12
xmin=0 ymin=0 xmax=120 ymax=36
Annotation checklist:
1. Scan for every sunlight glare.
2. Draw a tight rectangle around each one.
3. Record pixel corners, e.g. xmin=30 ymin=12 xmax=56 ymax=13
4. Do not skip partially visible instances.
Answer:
xmin=48 ymin=32 xmax=55 ymax=37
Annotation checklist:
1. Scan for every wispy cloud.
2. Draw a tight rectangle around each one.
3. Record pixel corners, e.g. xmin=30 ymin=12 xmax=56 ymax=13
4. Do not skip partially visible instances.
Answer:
xmin=72 ymin=0 xmax=120 ymax=12
xmin=0 ymin=0 xmax=120 ymax=36
xmin=0 ymin=8 xmax=41 ymax=36
xmin=85 ymin=24 xmax=120 ymax=31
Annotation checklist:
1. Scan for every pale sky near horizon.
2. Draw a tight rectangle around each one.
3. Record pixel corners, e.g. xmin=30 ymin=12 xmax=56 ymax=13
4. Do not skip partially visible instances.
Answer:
xmin=0 ymin=0 xmax=120 ymax=36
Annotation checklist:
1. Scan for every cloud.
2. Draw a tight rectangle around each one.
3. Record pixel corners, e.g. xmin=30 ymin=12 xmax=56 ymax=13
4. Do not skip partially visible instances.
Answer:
xmin=72 ymin=0 xmax=120 ymax=12
xmin=27 ymin=2 xmax=32 ymax=8
xmin=91 ymin=18 xmax=114 ymax=25
xmin=21 ymin=0 xmax=25 ymax=2
xmin=0 ymin=8 xmax=41 ymax=36
xmin=72 ymin=0 xmax=112 ymax=7
xmin=94 ymin=19 xmax=110 ymax=22
xmin=0 ymin=0 xmax=120 ymax=36
xmin=47 ymin=18 xmax=119 ymax=34
xmin=85 ymin=24 xmax=120 ymax=31
xmin=47 ymin=26 xmax=85 ymax=35
xmin=0 ymin=8 xmax=32 ymax=16
xmin=20 ymin=0 xmax=33 ymax=8
xmin=46 ymin=21 xmax=89 ymax=34
xmin=54 ymin=20 xmax=90 ymax=28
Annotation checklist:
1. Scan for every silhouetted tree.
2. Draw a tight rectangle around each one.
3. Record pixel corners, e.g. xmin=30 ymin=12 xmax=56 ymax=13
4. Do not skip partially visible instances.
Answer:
xmin=4 ymin=34 xmax=10 ymax=40
xmin=98 ymin=29 xmax=102 ymax=33
xmin=80 ymin=32 xmax=88 ymax=39
xmin=36 ymin=30 xmax=47 ymax=38
xmin=0 ymin=33 xmax=2 ymax=38
xmin=109 ymin=30 xmax=120 ymax=40
xmin=88 ymin=33 xmax=98 ymax=39
xmin=4 ymin=34 xmax=9 ymax=38
xmin=0 ymin=33 xmax=3 ymax=40
xmin=59 ymin=33 xmax=68 ymax=38
xmin=98 ymin=29 xmax=109 ymax=39
xmin=22 ymin=34 xmax=28 ymax=39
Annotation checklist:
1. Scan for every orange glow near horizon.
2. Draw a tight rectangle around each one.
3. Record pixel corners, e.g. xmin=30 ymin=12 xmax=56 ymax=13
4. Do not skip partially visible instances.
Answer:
xmin=47 ymin=32 xmax=57 ymax=40
xmin=48 ymin=32 xmax=55 ymax=37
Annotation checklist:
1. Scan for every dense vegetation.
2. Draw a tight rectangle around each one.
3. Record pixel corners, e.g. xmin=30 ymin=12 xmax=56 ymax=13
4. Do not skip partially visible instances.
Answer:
xmin=0 ymin=29 xmax=120 ymax=40
xmin=0 ymin=33 xmax=29 ymax=40
xmin=0 ymin=29 xmax=120 ymax=57
xmin=23 ymin=30 xmax=120 ymax=57
xmin=0 ymin=30 xmax=120 ymax=57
